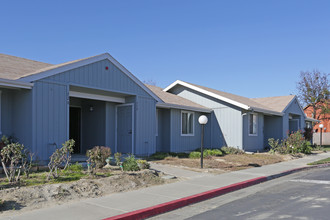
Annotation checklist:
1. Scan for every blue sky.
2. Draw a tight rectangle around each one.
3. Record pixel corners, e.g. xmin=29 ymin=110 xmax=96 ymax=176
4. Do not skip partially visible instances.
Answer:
xmin=1 ymin=0 xmax=330 ymax=98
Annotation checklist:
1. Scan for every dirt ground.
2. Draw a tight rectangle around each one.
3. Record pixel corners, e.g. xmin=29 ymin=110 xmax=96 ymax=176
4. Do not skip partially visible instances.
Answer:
xmin=153 ymin=153 xmax=298 ymax=173
xmin=0 ymin=169 xmax=167 ymax=216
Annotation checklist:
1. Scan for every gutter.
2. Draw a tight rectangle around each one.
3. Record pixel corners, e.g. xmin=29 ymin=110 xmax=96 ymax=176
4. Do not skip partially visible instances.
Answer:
xmin=249 ymin=107 xmax=283 ymax=116
xmin=156 ymin=103 xmax=212 ymax=113
xmin=0 ymin=78 xmax=33 ymax=89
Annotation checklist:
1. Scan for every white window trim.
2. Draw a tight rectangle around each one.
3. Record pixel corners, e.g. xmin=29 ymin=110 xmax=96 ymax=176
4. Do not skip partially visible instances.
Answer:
xmin=248 ymin=112 xmax=258 ymax=136
xmin=181 ymin=110 xmax=195 ymax=136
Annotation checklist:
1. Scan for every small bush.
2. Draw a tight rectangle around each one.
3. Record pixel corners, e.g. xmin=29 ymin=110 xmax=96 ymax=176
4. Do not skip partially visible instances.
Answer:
xmin=68 ymin=162 xmax=83 ymax=172
xmin=0 ymin=142 xmax=26 ymax=183
xmin=137 ymin=160 xmax=150 ymax=169
xmin=114 ymin=152 xmax=122 ymax=166
xmin=189 ymin=151 xmax=201 ymax=159
xmin=122 ymin=154 xmax=140 ymax=171
xmin=205 ymin=149 xmax=223 ymax=156
xmin=86 ymin=146 xmax=111 ymax=168
xmin=149 ymin=152 xmax=169 ymax=160
xmin=47 ymin=139 xmax=75 ymax=180
xmin=221 ymin=146 xmax=244 ymax=155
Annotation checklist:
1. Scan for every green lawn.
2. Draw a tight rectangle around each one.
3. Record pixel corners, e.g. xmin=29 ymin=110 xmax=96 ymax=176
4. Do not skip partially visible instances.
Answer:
xmin=308 ymin=157 xmax=330 ymax=165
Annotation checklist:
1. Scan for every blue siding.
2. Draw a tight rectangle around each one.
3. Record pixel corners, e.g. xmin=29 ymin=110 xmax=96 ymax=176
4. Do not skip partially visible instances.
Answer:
xmin=1 ymin=89 xmax=14 ymax=136
xmin=13 ymin=90 xmax=33 ymax=149
xmin=283 ymin=98 xmax=305 ymax=138
xmin=32 ymin=81 xmax=68 ymax=160
xmin=264 ymin=115 xmax=283 ymax=145
xmin=243 ymin=113 xmax=264 ymax=151
xmin=44 ymin=59 xmax=151 ymax=98
xmin=134 ymin=96 xmax=157 ymax=155
xmin=170 ymin=109 xmax=210 ymax=152
xmin=156 ymin=109 xmax=171 ymax=152
xmin=170 ymin=86 xmax=242 ymax=149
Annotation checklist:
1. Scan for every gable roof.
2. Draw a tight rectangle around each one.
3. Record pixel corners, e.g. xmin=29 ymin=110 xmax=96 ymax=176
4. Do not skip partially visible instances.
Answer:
xmin=251 ymin=95 xmax=296 ymax=112
xmin=0 ymin=53 xmax=52 ymax=80
xmin=0 ymin=53 xmax=161 ymax=102
xmin=164 ymin=80 xmax=300 ymax=116
xmin=145 ymin=84 xmax=211 ymax=113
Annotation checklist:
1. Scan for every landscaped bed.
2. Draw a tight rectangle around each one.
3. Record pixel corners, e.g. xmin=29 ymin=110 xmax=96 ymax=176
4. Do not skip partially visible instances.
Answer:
xmin=0 ymin=139 xmax=170 ymax=216
xmin=0 ymin=169 xmax=166 ymax=215
xmin=149 ymin=153 xmax=291 ymax=173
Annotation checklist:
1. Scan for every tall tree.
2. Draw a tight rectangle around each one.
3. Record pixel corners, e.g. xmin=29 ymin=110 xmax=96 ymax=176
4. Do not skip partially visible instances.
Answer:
xmin=297 ymin=69 xmax=330 ymax=120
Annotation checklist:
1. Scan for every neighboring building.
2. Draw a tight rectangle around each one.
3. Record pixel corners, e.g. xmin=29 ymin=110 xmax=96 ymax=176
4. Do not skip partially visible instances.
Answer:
xmin=304 ymin=102 xmax=330 ymax=133
xmin=0 ymin=53 xmax=309 ymax=161
xmin=163 ymin=80 xmax=307 ymax=151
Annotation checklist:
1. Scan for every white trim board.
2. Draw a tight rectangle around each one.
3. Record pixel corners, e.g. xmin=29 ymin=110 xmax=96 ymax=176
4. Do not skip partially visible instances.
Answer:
xmin=0 ymin=78 xmax=33 ymax=89
xmin=164 ymin=80 xmax=250 ymax=110
xmin=17 ymin=53 xmax=162 ymax=102
xmin=69 ymin=91 xmax=125 ymax=103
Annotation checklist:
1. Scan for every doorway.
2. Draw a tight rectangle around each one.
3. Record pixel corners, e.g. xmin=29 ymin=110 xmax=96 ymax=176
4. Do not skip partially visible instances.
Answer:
xmin=69 ymin=107 xmax=82 ymax=154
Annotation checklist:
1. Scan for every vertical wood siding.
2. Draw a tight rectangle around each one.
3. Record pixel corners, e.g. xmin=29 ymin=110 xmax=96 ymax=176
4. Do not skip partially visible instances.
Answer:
xmin=170 ymin=109 xmax=204 ymax=152
xmin=33 ymin=81 xmax=68 ymax=160
xmin=171 ymin=86 xmax=242 ymax=149
xmin=283 ymin=98 xmax=305 ymax=138
xmin=242 ymin=113 xmax=264 ymax=151
xmin=1 ymin=89 xmax=14 ymax=136
xmin=134 ymin=96 xmax=157 ymax=155
xmin=44 ymin=59 xmax=150 ymax=98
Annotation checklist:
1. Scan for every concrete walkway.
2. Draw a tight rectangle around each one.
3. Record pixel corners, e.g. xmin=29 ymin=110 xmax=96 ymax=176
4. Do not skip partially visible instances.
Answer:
xmin=1 ymin=152 xmax=330 ymax=220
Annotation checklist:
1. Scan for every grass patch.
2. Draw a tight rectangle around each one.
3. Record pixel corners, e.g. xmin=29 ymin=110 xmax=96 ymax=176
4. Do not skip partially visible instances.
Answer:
xmin=148 ymin=152 xmax=189 ymax=160
xmin=308 ymin=157 xmax=330 ymax=165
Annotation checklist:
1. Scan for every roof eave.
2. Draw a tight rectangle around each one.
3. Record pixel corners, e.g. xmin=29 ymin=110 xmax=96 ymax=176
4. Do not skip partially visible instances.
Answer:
xmin=0 ymin=78 xmax=33 ymax=89
xmin=164 ymin=80 xmax=250 ymax=110
xmin=249 ymin=107 xmax=284 ymax=116
xmin=156 ymin=103 xmax=212 ymax=113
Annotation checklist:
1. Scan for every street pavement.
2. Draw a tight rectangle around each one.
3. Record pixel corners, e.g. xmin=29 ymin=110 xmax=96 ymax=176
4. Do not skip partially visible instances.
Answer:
xmin=152 ymin=166 xmax=330 ymax=220
xmin=1 ymin=152 xmax=330 ymax=220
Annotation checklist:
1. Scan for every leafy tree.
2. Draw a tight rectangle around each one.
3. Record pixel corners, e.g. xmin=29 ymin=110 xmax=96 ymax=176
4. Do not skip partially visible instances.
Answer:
xmin=297 ymin=70 xmax=330 ymax=120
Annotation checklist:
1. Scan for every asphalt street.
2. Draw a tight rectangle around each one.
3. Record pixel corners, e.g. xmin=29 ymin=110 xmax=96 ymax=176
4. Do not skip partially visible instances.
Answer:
xmin=151 ymin=167 xmax=330 ymax=220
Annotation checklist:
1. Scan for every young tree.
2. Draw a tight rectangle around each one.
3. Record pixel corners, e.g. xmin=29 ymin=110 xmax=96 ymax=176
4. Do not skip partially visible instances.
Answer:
xmin=297 ymin=70 xmax=330 ymax=120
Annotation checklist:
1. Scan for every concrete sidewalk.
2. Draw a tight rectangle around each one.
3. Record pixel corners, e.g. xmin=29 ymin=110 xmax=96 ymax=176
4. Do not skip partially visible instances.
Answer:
xmin=1 ymin=152 xmax=330 ymax=220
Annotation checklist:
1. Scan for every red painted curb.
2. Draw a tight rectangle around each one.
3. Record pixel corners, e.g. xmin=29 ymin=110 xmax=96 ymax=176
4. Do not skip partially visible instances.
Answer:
xmin=103 ymin=165 xmax=325 ymax=220
xmin=103 ymin=176 xmax=267 ymax=220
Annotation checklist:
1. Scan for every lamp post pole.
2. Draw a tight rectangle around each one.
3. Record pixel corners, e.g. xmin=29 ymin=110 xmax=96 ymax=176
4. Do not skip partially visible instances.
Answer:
xmin=319 ymin=124 xmax=324 ymax=147
xmin=198 ymin=115 xmax=208 ymax=169
xmin=201 ymin=124 xmax=204 ymax=169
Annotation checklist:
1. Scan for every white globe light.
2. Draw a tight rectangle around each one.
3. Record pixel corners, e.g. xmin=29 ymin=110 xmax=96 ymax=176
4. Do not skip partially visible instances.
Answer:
xmin=198 ymin=115 xmax=208 ymax=125
xmin=319 ymin=124 xmax=324 ymax=128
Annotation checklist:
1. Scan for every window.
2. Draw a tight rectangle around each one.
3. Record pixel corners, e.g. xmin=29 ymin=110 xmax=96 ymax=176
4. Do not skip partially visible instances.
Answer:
xmin=249 ymin=113 xmax=258 ymax=136
xmin=181 ymin=111 xmax=194 ymax=136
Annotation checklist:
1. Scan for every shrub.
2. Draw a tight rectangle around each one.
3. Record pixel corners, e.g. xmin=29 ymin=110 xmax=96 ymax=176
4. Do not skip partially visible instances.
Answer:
xmin=137 ymin=160 xmax=150 ymax=169
xmin=268 ymin=131 xmax=312 ymax=155
xmin=0 ymin=142 xmax=26 ymax=183
xmin=122 ymin=154 xmax=140 ymax=171
xmin=114 ymin=152 xmax=122 ymax=166
xmin=47 ymin=139 xmax=75 ymax=180
xmin=149 ymin=152 xmax=170 ymax=160
xmin=205 ymin=149 xmax=223 ymax=156
xmin=221 ymin=146 xmax=244 ymax=155
xmin=86 ymin=146 xmax=111 ymax=169
xmin=303 ymin=127 xmax=313 ymax=141
xmin=189 ymin=151 xmax=201 ymax=159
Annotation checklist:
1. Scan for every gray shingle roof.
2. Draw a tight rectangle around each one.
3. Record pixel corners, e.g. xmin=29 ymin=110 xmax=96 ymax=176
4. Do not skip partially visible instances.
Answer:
xmin=145 ymin=84 xmax=210 ymax=111
xmin=168 ymin=80 xmax=297 ymax=115
xmin=251 ymin=95 xmax=295 ymax=112
xmin=0 ymin=53 xmax=53 ymax=80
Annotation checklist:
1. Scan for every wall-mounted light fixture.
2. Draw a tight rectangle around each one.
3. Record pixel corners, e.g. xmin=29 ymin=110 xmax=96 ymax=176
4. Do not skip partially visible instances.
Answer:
xmin=89 ymin=106 xmax=94 ymax=112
